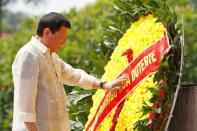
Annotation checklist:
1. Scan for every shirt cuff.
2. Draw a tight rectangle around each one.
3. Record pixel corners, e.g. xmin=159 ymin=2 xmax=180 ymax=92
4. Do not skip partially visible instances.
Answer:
xmin=17 ymin=112 xmax=36 ymax=122
xmin=89 ymin=77 xmax=98 ymax=89
xmin=82 ymin=76 xmax=97 ymax=90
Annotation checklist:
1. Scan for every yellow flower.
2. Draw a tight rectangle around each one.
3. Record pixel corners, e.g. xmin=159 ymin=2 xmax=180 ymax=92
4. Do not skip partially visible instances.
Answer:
xmin=85 ymin=15 xmax=166 ymax=131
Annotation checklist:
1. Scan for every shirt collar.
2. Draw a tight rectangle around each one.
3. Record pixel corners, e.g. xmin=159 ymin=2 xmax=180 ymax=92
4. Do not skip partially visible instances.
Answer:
xmin=31 ymin=36 xmax=50 ymax=54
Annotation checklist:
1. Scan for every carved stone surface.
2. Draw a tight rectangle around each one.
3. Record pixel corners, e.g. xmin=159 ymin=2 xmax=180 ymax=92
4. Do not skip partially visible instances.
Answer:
xmin=168 ymin=85 xmax=197 ymax=131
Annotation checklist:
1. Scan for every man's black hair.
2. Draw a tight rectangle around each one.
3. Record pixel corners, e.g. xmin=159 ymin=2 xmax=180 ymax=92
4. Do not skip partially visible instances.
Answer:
xmin=36 ymin=12 xmax=71 ymax=36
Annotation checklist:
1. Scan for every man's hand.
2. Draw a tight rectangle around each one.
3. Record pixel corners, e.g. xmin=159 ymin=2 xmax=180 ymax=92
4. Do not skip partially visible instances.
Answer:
xmin=25 ymin=122 xmax=38 ymax=131
xmin=102 ymin=74 xmax=128 ymax=92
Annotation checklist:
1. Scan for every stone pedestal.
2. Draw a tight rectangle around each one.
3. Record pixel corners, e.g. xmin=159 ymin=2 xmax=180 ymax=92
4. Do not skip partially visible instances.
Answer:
xmin=168 ymin=85 xmax=197 ymax=131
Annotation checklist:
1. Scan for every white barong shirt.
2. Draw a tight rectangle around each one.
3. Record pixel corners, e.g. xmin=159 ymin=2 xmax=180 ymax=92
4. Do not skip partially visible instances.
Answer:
xmin=12 ymin=37 xmax=97 ymax=131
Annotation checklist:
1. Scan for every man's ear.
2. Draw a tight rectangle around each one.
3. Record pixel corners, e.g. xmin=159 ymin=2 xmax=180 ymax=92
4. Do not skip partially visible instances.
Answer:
xmin=43 ymin=28 xmax=51 ymax=36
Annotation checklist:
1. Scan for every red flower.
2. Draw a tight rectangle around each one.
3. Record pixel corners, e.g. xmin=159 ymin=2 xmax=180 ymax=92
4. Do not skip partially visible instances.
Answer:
xmin=149 ymin=112 xmax=156 ymax=119
xmin=152 ymin=104 xmax=158 ymax=108
xmin=147 ymin=124 xmax=154 ymax=129
xmin=158 ymin=88 xmax=165 ymax=101
xmin=122 ymin=49 xmax=133 ymax=63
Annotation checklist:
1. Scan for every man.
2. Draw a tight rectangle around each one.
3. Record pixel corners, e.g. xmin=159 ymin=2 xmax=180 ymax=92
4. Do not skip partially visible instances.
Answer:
xmin=12 ymin=12 xmax=126 ymax=131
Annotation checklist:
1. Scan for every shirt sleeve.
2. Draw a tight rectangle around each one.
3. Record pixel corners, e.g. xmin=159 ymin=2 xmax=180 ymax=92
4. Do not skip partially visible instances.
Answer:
xmin=57 ymin=58 xmax=97 ymax=90
xmin=12 ymin=51 xmax=39 ymax=122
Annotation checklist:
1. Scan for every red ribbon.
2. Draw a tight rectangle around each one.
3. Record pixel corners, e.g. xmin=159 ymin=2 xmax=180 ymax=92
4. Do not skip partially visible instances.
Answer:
xmin=85 ymin=32 xmax=169 ymax=131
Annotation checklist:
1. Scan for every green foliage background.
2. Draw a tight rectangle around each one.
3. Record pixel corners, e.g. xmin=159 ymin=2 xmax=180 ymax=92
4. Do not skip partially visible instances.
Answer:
xmin=0 ymin=0 xmax=196 ymax=130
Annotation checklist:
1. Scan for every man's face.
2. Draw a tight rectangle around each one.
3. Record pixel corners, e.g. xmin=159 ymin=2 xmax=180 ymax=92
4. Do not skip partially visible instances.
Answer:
xmin=44 ymin=26 xmax=70 ymax=52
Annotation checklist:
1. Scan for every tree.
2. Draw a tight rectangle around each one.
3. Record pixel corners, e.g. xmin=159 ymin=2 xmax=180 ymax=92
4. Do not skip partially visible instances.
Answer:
xmin=168 ymin=0 xmax=197 ymax=84
xmin=0 ymin=0 xmax=43 ymax=33
xmin=0 ymin=0 xmax=10 ymax=32
xmin=0 ymin=0 xmax=113 ymax=130
xmin=1 ymin=10 xmax=27 ymax=32
xmin=0 ymin=0 xmax=196 ymax=130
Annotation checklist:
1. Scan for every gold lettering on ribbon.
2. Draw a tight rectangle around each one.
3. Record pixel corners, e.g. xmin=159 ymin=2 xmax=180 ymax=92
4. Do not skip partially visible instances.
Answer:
xmin=131 ymin=51 xmax=157 ymax=82
xmin=96 ymin=75 xmax=131 ymax=119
